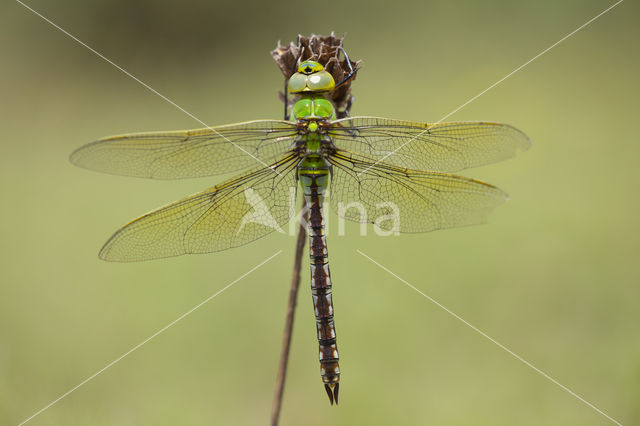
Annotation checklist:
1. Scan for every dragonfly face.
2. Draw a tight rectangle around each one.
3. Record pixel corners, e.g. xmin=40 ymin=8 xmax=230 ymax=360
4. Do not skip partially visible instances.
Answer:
xmin=70 ymin=53 xmax=530 ymax=405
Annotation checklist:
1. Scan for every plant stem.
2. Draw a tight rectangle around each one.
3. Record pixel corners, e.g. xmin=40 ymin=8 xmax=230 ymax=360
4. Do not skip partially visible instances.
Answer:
xmin=271 ymin=199 xmax=307 ymax=426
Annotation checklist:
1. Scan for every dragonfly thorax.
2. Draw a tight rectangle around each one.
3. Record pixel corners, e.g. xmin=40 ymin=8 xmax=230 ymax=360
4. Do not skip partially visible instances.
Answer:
xmin=292 ymin=95 xmax=334 ymax=121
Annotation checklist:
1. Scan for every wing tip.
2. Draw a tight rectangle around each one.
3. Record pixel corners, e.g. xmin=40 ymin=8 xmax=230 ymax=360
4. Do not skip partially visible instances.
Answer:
xmin=68 ymin=145 xmax=87 ymax=167
xmin=98 ymin=242 xmax=118 ymax=262
xmin=483 ymin=122 xmax=532 ymax=153
xmin=508 ymin=125 xmax=532 ymax=153
xmin=97 ymin=245 xmax=163 ymax=263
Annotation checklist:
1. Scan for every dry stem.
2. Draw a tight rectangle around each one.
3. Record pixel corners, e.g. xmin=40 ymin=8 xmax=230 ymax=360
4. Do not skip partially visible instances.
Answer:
xmin=270 ymin=199 xmax=307 ymax=426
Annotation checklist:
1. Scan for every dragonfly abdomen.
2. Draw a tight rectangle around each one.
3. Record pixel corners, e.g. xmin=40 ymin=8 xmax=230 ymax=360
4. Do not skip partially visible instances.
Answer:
xmin=298 ymin=162 xmax=340 ymax=405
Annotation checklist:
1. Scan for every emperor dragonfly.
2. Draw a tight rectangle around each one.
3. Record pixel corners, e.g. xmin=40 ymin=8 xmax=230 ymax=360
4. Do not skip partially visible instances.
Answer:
xmin=71 ymin=59 xmax=530 ymax=405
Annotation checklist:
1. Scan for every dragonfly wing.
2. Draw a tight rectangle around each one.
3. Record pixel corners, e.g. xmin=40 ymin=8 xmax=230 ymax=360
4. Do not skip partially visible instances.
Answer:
xmin=327 ymin=150 xmax=508 ymax=233
xmin=99 ymin=155 xmax=299 ymax=261
xmin=327 ymin=117 xmax=530 ymax=172
xmin=71 ymin=120 xmax=298 ymax=179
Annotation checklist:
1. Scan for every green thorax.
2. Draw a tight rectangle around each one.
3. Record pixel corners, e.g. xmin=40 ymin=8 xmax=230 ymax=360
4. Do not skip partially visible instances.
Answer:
xmin=288 ymin=61 xmax=334 ymax=196
xmin=293 ymin=93 xmax=335 ymax=154
xmin=292 ymin=93 xmax=335 ymax=121
xmin=295 ymin=94 xmax=332 ymax=196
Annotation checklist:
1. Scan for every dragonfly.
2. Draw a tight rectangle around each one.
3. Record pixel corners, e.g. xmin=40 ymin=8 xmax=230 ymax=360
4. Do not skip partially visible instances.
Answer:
xmin=71 ymin=59 xmax=530 ymax=405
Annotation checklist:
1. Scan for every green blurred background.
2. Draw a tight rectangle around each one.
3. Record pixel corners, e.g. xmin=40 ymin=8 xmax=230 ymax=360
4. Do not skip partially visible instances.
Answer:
xmin=1 ymin=0 xmax=638 ymax=425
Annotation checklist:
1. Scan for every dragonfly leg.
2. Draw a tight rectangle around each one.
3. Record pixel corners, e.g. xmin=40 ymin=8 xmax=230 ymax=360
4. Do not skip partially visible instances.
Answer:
xmin=342 ymin=95 xmax=354 ymax=118
xmin=334 ymin=46 xmax=355 ymax=88
xmin=283 ymin=79 xmax=290 ymax=121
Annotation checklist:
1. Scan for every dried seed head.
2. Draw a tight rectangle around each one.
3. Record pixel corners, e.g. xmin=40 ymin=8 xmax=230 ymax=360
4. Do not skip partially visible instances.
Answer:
xmin=271 ymin=33 xmax=361 ymax=118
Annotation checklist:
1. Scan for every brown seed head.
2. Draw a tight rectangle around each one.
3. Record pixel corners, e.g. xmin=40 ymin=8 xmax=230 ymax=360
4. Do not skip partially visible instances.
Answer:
xmin=271 ymin=33 xmax=361 ymax=118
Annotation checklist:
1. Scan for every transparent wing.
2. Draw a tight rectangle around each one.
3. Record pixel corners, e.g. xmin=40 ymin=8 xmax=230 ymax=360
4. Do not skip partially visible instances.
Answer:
xmin=327 ymin=117 xmax=530 ymax=172
xmin=327 ymin=150 xmax=508 ymax=233
xmin=71 ymin=120 xmax=299 ymax=179
xmin=99 ymin=155 xmax=299 ymax=262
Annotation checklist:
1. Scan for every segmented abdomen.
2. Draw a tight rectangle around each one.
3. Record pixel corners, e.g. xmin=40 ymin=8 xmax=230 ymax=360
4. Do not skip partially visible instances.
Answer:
xmin=298 ymin=164 xmax=340 ymax=405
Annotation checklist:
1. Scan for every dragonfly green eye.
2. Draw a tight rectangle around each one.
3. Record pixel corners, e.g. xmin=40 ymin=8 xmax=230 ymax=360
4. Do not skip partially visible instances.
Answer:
xmin=307 ymin=71 xmax=335 ymax=92
xmin=288 ymin=69 xmax=335 ymax=94
xmin=298 ymin=60 xmax=324 ymax=74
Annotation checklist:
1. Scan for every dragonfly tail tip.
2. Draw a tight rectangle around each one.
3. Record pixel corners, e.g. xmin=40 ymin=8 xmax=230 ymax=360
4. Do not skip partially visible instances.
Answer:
xmin=324 ymin=383 xmax=339 ymax=405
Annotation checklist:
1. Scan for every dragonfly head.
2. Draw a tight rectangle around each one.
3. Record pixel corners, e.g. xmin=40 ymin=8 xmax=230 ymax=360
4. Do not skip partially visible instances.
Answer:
xmin=288 ymin=60 xmax=335 ymax=94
